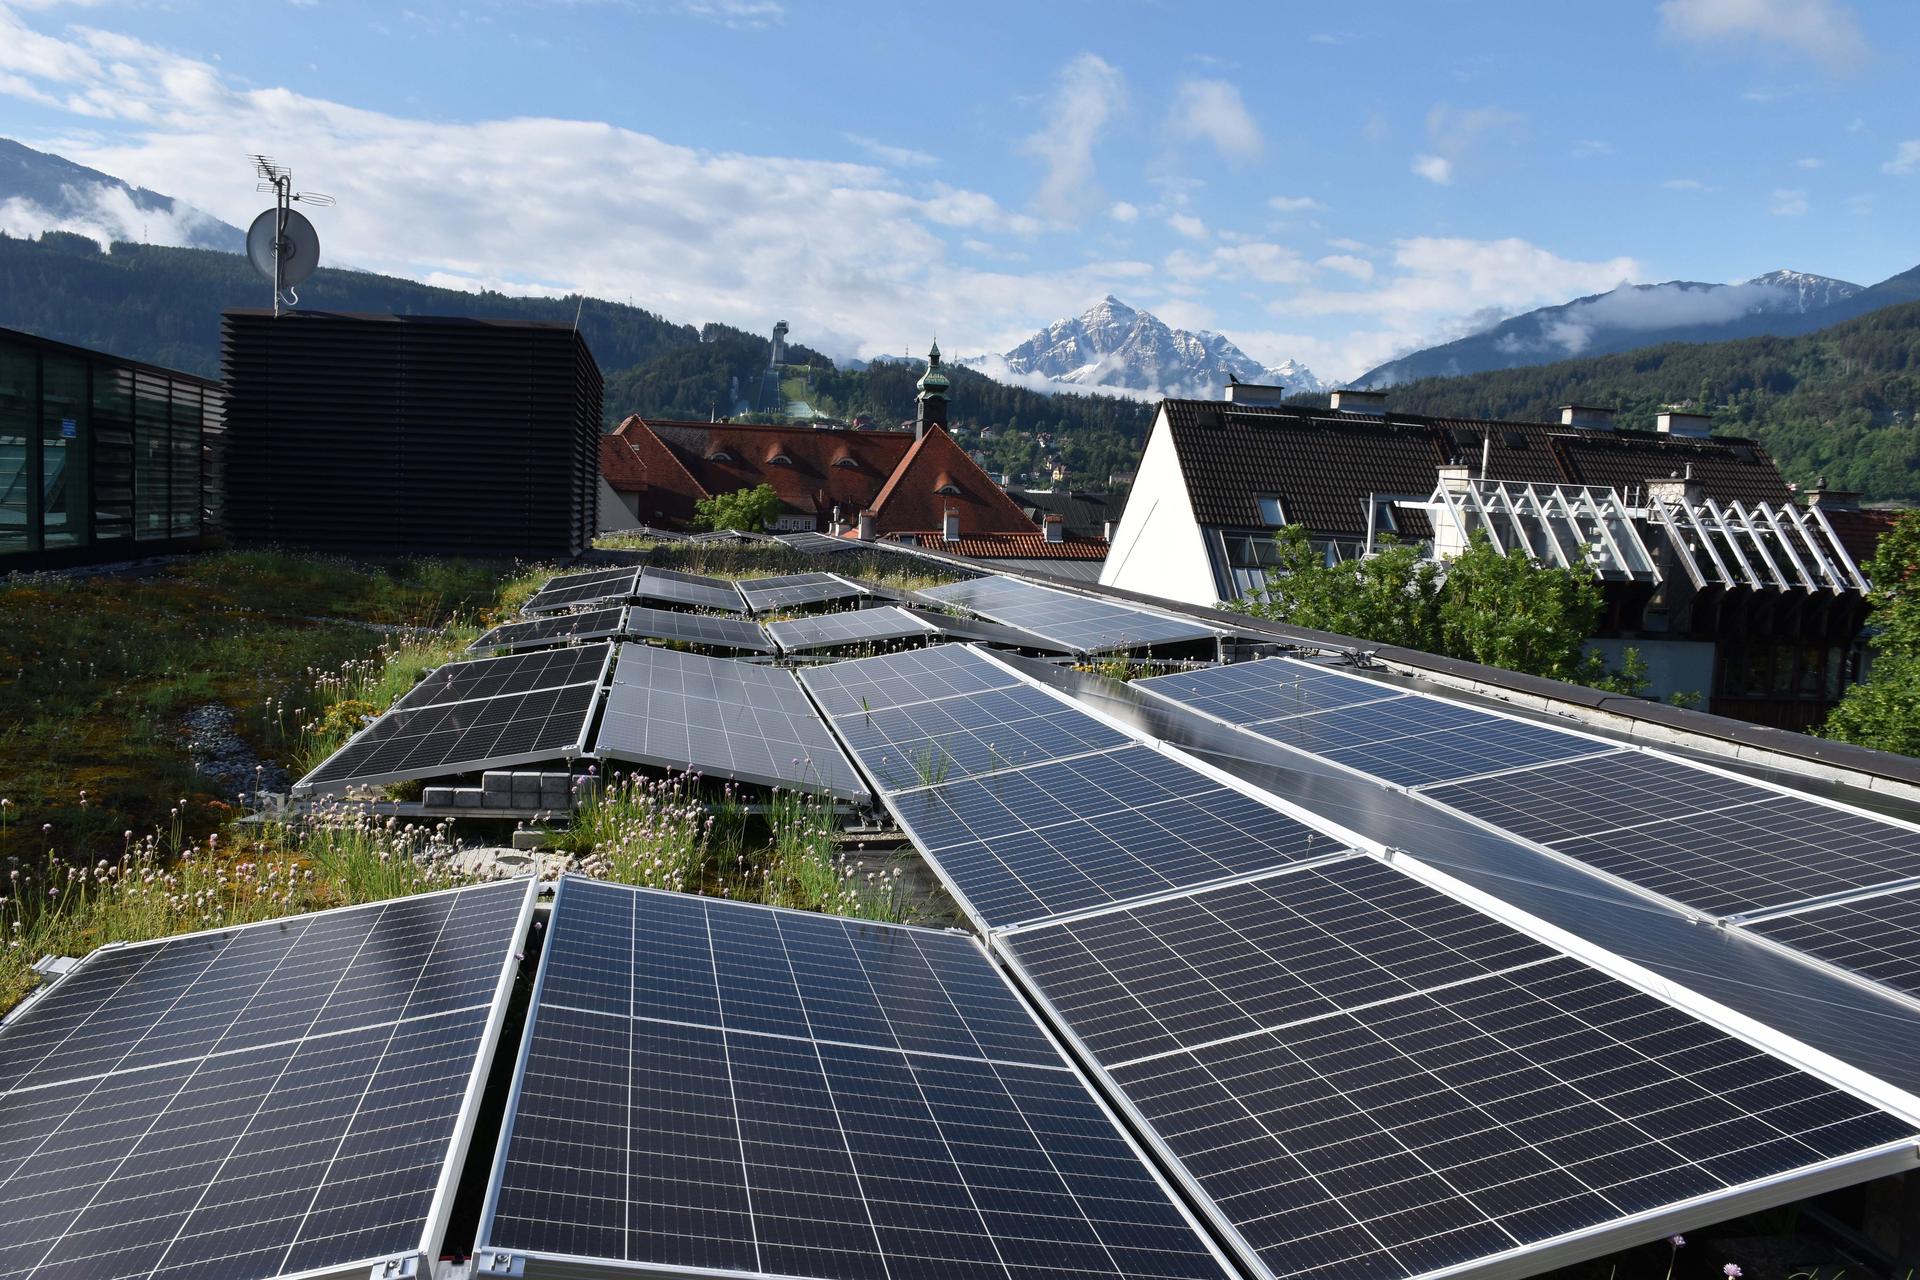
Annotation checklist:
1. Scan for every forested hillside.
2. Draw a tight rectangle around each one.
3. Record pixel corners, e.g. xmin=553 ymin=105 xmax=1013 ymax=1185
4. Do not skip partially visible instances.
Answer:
xmin=1379 ymin=301 xmax=1920 ymax=502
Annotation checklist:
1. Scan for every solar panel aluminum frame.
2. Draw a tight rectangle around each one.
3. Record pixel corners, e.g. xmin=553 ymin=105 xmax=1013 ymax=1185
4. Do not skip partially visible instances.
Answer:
xmin=736 ymin=570 xmax=871 ymax=613
xmin=842 ymin=645 xmax=1364 ymax=933
xmin=0 ymin=879 xmax=542 ymax=1280
xmin=915 ymin=577 xmax=1227 ymax=656
xmin=990 ymin=850 xmax=1920 ymax=1280
xmin=1724 ymin=881 xmax=1920 ymax=1020
xmin=468 ymin=878 xmax=1241 ymax=1280
xmin=291 ymin=643 xmax=614 ymax=795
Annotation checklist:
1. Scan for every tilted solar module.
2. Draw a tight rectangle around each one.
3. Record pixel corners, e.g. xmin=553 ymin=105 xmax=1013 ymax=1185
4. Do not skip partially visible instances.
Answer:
xmin=0 ymin=879 xmax=537 ymax=1280
xmin=468 ymin=607 xmax=628 ymax=654
xmin=1741 ymin=886 xmax=1920 ymax=1004
xmin=765 ymin=604 xmax=940 ymax=654
xmin=1136 ymin=658 xmax=1609 ymax=787
xmin=1426 ymin=752 xmax=1920 ymax=917
xmin=295 ymin=644 xmax=608 ymax=794
xmin=623 ymin=603 xmax=774 ymax=653
xmin=737 ymin=571 xmax=870 ymax=613
xmin=390 ymin=643 xmax=614 ymax=712
xmin=522 ymin=567 xmax=641 ymax=615
xmin=919 ymin=576 xmax=1222 ymax=654
xmin=803 ymin=647 xmax=1348 ymax=928
xmin=999 ymin=858 xmax=1920 ymax=1280
xmin=633 ymin=567 xmax=748 ymax=613
xmin=476 ymin=877 xmax=1234 ymax=1280
xmin=774 ymin=530 xmax=860 ymax=555
xmin=900 ymin=606 xmax=1077 ymax=653
xmin=593 ymin=644 xmax=869 ymax=800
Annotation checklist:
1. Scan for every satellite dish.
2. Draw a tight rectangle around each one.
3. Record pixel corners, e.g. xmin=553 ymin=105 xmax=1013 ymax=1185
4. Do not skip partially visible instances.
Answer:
xmin=246 ymin=207 xmax=320 ymax=288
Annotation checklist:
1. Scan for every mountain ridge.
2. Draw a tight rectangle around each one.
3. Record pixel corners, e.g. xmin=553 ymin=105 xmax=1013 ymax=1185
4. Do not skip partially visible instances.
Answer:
xmin=0 ymin=138 xmax=243 ymax=253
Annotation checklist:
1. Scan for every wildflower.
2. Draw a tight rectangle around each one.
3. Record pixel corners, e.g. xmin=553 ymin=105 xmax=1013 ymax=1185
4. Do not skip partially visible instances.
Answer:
xmin=1669 ymin=1236 xmax=1685 ymax=1249
xmin=1723 ymin=1267 xmax=1742 ymax=1278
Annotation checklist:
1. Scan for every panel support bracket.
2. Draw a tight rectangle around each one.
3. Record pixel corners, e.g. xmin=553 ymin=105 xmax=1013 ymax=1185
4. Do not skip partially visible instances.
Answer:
xmin=472 ymin=1251 xmax=527 ymax=1278
xmin=368 ymin=1255 xmax=422 ymax=1280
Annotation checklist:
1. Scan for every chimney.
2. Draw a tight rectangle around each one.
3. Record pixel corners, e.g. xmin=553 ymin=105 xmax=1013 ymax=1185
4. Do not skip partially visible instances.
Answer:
xmin=1102 ymin=519 xmax=1114 ymax=541
xmin=1645 ymin=474 xmax=1704 ymax=507
xmin=857 ymin=510 xmax=874 ymax=541
xmin=1330 ymin=388 xmax=1387 ymax=416
xmin=1224 ymin=382 xmax=1290 ymax=406
xmin=829 ymin=504 xmax=844 ymax=535
xmin=1806 ymin=476 xmax=1861 ymax=512
xmin=1656 ymin=410 xmax=1712 ymax=439
xmin=1043 ymin=514 xmax=1065 ymax=543
xmin=1559 ymin=404 xmax=1616 ymax=430
xmin=942 ymin=507 xmax=961 ymax=542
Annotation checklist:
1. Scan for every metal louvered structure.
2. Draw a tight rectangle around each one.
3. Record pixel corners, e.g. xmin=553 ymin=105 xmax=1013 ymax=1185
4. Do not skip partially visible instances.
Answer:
xmin=221 ymin=310 xmax=601 ymax=558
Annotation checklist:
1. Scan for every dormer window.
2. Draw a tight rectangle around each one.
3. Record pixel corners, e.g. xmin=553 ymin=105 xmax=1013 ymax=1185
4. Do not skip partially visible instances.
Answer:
xmin=769 ymin=453 xmax=794 ymax=466
xmin=935 ymin=482 xmax=962 ymax=497
xmin=706 ymin=450 xmax=735 ymax=464
xmin=832 ymin=456 xmax=859 ymax=469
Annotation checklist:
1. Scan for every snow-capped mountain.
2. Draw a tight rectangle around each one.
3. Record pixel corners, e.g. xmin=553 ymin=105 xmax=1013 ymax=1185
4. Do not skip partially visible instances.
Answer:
xmin=1359 ymin=269 xmax=1864 ymax=387
xmin=996 ymin=296 xmax=1327 ymax=398
xmin=0 ymin=137 xmax=243 ymax=253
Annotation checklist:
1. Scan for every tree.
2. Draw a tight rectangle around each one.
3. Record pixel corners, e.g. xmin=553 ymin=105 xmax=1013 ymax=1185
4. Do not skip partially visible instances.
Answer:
xmin=694 ymin=484 xmax=784 ymax=533
xmin=1239 ymin=527 xmax=1441 ymax=651
xmin=1821 ymin=512 xmax=1920 ymax=756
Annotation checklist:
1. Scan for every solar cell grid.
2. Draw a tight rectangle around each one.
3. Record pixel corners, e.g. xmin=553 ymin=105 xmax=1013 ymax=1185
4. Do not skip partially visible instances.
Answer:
xmin=833 ymin=682 xmax=1132 ymax=792
xmin=891 ymin=745 xmax=1343 ymax=928
xmin=767 ymin=605 xmax=939 ymax=654
xmin=523 ymin=568 xmax=640 ymax=614
xmin=737 ymin=571 xmax=869 ymax=612
xmin=468 ymin=607 xmax=627 ymax=654
xmin=297 ymin=681 xmax=599 ymax=794
xmin=1002 ymin=861 xmax=1918 ymax=1280
xmin=775 ymin=531 xmax=861 ymax=555
xmin=594 ymin=644 xmax=869 ymax=800
xmin=919 ymin=576 xmax=1221 ymax=653
xmin=481 ymin=878 xmax=1231 ymax=1280
xmin=624 ymin=603 xmax=773 ymax=652
xmin=0 ymin=880 xmax=534 ymax=1280
xmin=1138 ymin=659 xmax=1412 ymax=725
xmin=633 ymin=567 xmax=748 ymax=613
xmin=1744 ymin=887 xmax=1920 ymax=1002
xmin=389 ymin=643 xmax=610 ymax=712
xmin=798 ymin=643 xmax=1022 ymax=717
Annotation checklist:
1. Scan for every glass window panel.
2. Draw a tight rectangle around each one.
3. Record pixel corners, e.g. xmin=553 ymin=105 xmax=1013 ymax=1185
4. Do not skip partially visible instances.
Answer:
xmin=134 ymin=371 xmax=170 ymax=541
xmin=90 ymin=366 xmax=134 ymax=543
xmin=169 ymin=380 xmax=200 ymax=535
xmin=40 ymin=353 xmax=86 ymax=548
xmin=0 ymin=343 xmax=31 ymax=553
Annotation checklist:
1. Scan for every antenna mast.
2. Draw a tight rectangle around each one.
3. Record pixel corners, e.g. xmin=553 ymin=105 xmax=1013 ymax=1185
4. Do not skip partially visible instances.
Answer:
xmin=247 ymin=155 xmax=334 ymax=316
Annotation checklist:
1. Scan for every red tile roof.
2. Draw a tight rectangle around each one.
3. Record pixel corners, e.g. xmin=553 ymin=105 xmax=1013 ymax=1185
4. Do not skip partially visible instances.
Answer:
xmin=598 ymin=435 xmax=651 ymax=491
xmin=1817 ymin=507 xmax=1904 ymax=564
xmin=868 ymin=428 xmax=1037 ymax=537
xmin=610 ymin=417 xmax=912 ymax=526
xmin=884 ymin=531 xmax=1109 ymax=560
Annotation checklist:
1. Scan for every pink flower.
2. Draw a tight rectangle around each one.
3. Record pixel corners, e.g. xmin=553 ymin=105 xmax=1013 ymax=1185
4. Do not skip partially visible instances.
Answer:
xmin=1724 ymin=1266 xmax=1742 ymax=1278
xmin=1669 ymin=1235 xmax=1685 ymax=1248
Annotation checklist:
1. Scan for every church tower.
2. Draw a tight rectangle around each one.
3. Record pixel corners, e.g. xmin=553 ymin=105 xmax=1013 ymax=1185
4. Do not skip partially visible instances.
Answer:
xmin=915 ymin=340 xmax=950 ymax=440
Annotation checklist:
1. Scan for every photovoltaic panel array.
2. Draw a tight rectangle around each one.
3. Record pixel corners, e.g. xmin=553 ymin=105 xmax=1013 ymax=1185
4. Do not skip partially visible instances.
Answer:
xmin=296 ymin=645 xmax=608 ymax=794
xmin=469 ymin=607 xmax=627 ymax=654
xmin=389 ymin=644 xmax=613 ymax=712
xmin=633 ymin=566 xmax=748 ymax=613
xmin=522 ymin=567 xmax=641 ymax=615
xmin=1741 ymin=886 xmax=1920 ymax=1004
xmin=802 ymin=646 xmax=1347 ymax=928
xmin=1137 ymin=658 xmax=1607 ymax=788
xmin=478 ymin=876 xmax=1232 ymax=1280
xmin=1000 ymin=858 xmax=1920 ymax=1280
xmin=0 ymin=879 xmax=535 ymax=1280
xmin=775 ymin=530 xmax=861 ymax=555
xmin=737 ymin=571 xmax=870 ymax=613
xmin=623 ymin=603 xmax=774 ymax=653
xmin=767 ymin=604 xmax=940 ymax=654
xmin=902 ymin=607 xmax=1077 ymax=654
xmin=594 ymin=643 xmax=869 ymax=800
xmin=919 ymin=576 xmax=1222 ymax=654
xmin=1425 ymin=751 xmax=1920 ymax=918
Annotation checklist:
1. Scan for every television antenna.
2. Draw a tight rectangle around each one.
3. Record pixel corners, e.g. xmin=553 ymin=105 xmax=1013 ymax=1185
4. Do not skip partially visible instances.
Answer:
xmin=245 ymin=155 xmax=333 ymax=315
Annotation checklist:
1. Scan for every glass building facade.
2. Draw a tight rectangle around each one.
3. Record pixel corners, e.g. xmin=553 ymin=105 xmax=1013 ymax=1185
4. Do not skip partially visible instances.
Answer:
xmin=0 ymin=326 xmax=223 ymax=567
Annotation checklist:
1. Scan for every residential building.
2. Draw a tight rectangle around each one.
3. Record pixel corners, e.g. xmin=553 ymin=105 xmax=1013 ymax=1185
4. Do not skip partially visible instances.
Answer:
xmin=1103 ymin=387 xmax=1878 ymax=729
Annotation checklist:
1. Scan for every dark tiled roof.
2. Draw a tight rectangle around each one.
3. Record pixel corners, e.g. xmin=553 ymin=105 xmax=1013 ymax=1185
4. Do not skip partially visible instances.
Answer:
xmin=1818 ymin=508 xmax=1904 ymax=563
xmin=1010 ymin=488 xmax=1128 ymax=539
xmin=1160 ymin=401 xmax=1792 ymax=537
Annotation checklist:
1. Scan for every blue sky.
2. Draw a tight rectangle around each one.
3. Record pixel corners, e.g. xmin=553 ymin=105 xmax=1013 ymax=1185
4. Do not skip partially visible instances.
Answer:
xmin=2 ymin=0 xmax=1916 ymax=381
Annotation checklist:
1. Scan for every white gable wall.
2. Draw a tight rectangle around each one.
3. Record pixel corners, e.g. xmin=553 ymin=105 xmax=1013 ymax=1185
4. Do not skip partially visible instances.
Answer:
xmin=1099 ymin=408 xmax=1219 ymax=606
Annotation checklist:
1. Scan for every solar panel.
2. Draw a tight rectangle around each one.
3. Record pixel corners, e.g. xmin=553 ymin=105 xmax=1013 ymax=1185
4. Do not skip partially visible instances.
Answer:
xmin=522 ymin=567 xmax=641 ymax=615
xmin=296 ymin=677 xmax=603 ymax=795
xmin=1742 ymin=886 xmax=1920 ymax=1003
xmin=1001 ymin=858 xmax=1919 ymax=1280
xmin=775 ymin=530 xmax=860 ymax=555
xmin=766 ymin=604 xmax=940 ymax=653
xmin=468 ymin=606 xmax=627 ymax=654
xmin=901 ymin=606 xmax=1077 ymax=653
xmin=633 ymin=567 xmax=747 ymax=613
xmin=798 ymin=642 xmax=1023 ymax=717
xmin=920 ymin=576 xmax=1222 ymax=653
xmin=593 ymin=644 xmax=869 ymax=800
xmin=390 ymin=643 xmax=613 ymax=712
xmin=0 ymin=880 xmax=536 ymax=1280
xmin=830 ymin=681 xmax=1132 ymax=792
xmin=1138 ymin=658 xmax=1608 ymax=787
xmin=477 ymin=877 xmax=1232 ymax=1280
xmin=624 ymin=603 xmax=773 ymax=652
xmin=737 ymin=571 xmax=870 ymax=612
xmin=1428 ymin=753 xmax=1920 ymax=916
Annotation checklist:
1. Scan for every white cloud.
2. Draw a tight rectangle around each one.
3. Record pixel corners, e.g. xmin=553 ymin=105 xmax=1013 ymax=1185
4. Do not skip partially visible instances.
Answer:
xmin=1415 ymin=102 xmax=1525 ymax=183
xmin=1661 ymin=177 xmax=1714 ymax=191
xmin=674 ymin=0 xmax=785 ymax=29
xmin=1410 ymin=154 xmax=1453 ymax=184
xmin=1167 ymin=79 xmax=1262 ymax=165
xmin=1769 ymin=186 xmax=1809 ymax=215
xmin=1658 ymin=0 xmax=1867 ymax=71
xmin=841 ymin=132 xmax=937 ymax=169
xmin=1317 ymin=254 xmax=1374 ymax=282
xmin=1570 ymin=139 xmax=1614 ymax=158
xmin=1106 ymin=200 xmax=1139 ymax=223
xmin=1267 ymin=194 xmax=1325 ymax=214
xmin=1882 ymin=140 xmax=1920 ymax=175
xmin=1795 ymin=155 xmax=1823 ymax=168
xmin=1166 ymin=211 xmax=1208 ymax=240
xmin=1022 ymin=52 xmax=1124 ymax=223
